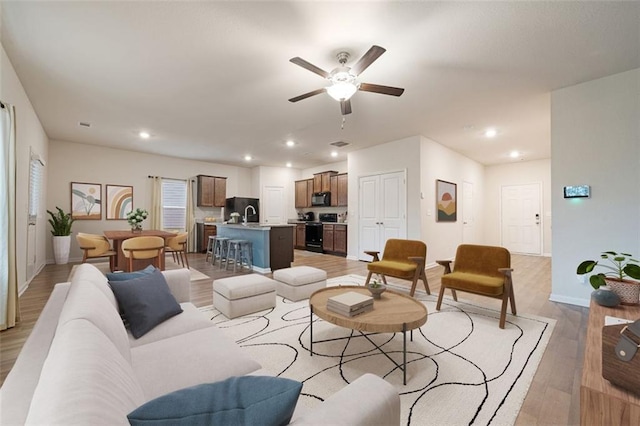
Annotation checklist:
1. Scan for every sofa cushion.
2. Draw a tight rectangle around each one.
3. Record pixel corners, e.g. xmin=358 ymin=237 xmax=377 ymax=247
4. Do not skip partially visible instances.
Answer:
xmin=110 ymin=270 xmax=184 ymax=338
xmin=25 ymin=320 xmax=145 ymax=426
xmin=128 ymin=376 xmax=302 ymax=426
xmin=128 ymin=303 xmax=213 ymax=348
xmin=106 ymin=264 xmax=156 ymax=282
xmin=131 ymin=326 xmax=262 ymax=400
xmin=58 ymin=275 xmax=131 ymax=362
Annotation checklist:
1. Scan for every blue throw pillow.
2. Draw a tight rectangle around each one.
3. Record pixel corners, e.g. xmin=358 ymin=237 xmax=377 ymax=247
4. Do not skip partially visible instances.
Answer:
xmin=106 ymin=264 xmax=156 ymax=282
xmin=128 ymin=376 xmax=302 ymax=426
xmin=109 ymin=269 xmax=183 ymax=338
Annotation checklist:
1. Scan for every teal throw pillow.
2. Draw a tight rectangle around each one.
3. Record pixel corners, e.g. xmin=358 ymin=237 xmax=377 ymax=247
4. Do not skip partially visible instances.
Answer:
xmin=127 ymin=376 xmax=303 ymax=426
xmin=109 ymin=269 xmax=183 ymax=338
xmin=106 ymin=264 xmax=156 ymax=282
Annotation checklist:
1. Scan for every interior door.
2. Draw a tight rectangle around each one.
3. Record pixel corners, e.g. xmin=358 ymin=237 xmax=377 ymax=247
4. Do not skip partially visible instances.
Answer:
xmin=262 ymin=186 xmax=284 ymax=224
xmin=501 ymin=183 xmax=542 ymax=255
xmin=358 ymin=171 xmax=406 ymax=260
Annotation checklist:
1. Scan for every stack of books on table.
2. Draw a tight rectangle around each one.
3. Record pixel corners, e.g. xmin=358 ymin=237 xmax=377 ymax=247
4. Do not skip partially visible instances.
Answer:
xmin=327 ymin=291 xmax=374 ymax=317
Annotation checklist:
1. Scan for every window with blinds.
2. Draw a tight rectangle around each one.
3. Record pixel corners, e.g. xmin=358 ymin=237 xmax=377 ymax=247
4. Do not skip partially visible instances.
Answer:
xmin=29 ymin=156 xmax=43 ymax=224
xmin=162 ymin=179 xmax=187 ymax=229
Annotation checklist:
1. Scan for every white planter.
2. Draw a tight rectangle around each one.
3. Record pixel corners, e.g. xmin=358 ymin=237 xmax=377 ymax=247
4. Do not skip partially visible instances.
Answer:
xmin=53 ymin=235 xmax=71 ymax=265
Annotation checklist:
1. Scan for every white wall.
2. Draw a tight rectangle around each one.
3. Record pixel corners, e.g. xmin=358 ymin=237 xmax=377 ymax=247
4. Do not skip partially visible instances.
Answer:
xmin=252 ymin=165 xmax=300 ymax=222
xmin=1 ymin=44 xmax=49 ymax=293
xmin=47 ymin=139 xmax=253 ymax=263
xmin=551 ymin=68 xmax=640 ymax=307
xmin=484 ymin=159 xmax=552 ymax=255
xmin=419 ymin=136 xmax=485 ymax=265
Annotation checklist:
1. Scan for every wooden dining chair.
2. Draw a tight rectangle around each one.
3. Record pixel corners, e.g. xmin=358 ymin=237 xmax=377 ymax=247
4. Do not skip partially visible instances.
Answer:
xmin=76 ymin=233 xmax=117 ymax=272
xmin=121 ymin=236 xmax=165 ymax=272
xmin=165 ymin=232 xmax=189 ymax=268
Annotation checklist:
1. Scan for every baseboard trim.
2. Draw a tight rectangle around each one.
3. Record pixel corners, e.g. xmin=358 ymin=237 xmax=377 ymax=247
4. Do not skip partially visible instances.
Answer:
xmin=549 ymin=293 xmax=590 ymax=308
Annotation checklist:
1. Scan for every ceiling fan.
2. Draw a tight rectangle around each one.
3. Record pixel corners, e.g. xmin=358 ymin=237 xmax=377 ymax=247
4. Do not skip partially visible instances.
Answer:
xmin=288 ymin=45 xmax=405 ymax=115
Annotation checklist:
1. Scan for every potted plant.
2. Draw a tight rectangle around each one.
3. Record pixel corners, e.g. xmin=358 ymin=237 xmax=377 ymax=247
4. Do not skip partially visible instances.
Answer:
xmin=47 ymin=207 xmax=74 ymax=264
xmin=127 ymin=208 xmax=148 ymax=232
xmin=367 ymin=277 xmax=387 ymax=299
xmin=577 ymin=251 xmax=640 ymax=305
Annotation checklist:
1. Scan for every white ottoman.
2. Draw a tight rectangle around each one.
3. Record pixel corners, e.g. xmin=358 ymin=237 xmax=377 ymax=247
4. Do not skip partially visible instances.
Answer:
xmin=273 ymin=266 xmax=327 ymax=302
xmin=213 ymin=274 xmax=276 ymax=319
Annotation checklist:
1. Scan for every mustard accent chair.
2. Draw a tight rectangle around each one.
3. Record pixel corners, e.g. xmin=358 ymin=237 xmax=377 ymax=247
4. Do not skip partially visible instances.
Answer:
xmin=76 ymin=233 xmax=117 ymax=272
xmin=436 ymin=244 xmax=516 ymax=329
xmin=364 ymin=239 xmax=430 ymax=297
xmin=165 ymin=232 xmax=189 ymax=269
xmin=121 ymin=236 xmax=165 ymax=272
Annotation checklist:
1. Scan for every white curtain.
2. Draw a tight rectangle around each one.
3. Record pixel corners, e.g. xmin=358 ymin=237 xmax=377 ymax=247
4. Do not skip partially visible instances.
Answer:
xmin=186 ymin=179 xmax=196 ymax=253
xmin=150 ymin=176 xmax=162 ymax=230
xmin=1 ymin=102 xmax=19 ymax=330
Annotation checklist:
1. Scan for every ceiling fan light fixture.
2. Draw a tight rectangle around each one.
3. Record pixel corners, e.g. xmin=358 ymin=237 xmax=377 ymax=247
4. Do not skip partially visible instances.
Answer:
xmin=327 ymin=81 xmax=358 ymax=101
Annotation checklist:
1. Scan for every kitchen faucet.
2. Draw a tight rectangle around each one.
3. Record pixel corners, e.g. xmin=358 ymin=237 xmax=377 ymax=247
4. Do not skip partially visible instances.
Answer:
xmin=243 ymin=205 xmax=256 ymax=224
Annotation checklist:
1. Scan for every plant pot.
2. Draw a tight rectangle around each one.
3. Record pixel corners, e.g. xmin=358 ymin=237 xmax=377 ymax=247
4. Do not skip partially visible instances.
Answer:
xmin=605 ymin=278 xmax=640 ymax=305
xmin=591 ymin=285 xmax=621 ymax=307
xmin=52 ymin=235 xmax=71 ymax=265
xmin=367 ymin=283 xmax=387 ymax=299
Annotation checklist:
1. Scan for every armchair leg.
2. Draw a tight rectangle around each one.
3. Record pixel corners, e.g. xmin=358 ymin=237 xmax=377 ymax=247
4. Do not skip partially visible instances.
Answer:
xmin=364 ymin=271 xmax=374 ymax=285
xmin=436 ymin=285 xmax=446 ymax=311
xmin=499 ymin=293 xmax=509 ymax=329
xmin=509 ymin=283 xmax=517 ymax=315
xmin=451 ymin=289 xmax=458 ymax=302
xmin=420 ymin=270 xmax=431 ymax=295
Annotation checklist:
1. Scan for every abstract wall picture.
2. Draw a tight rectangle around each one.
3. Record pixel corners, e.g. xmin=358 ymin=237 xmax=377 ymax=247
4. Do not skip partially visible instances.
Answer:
xmin=106 ymin=184 xmax=133 ymax=220
xmin=436 ymin=179 xmax=457 ymax=222
xmin=71 ymin=182 xmax=102 ymax=220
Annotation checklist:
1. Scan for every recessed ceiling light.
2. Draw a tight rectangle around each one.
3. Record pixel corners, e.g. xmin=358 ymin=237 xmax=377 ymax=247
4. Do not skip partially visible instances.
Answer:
xmin=510 ymin=151 xmax=520 ymax=158
xmin=286 ymin=162 xmax=292 ymax=168
xmin=484 ymin=128 xmax=497 ymax=138
xmin=244 ymin=155 xmax=252 ymax=161
xmin=286 ymin=140 xmax=295 ymax=147
xmin=139 ymin=131 xmax=150 ymax=139
xmin=331 ymin=151 xmax=338 ymax=158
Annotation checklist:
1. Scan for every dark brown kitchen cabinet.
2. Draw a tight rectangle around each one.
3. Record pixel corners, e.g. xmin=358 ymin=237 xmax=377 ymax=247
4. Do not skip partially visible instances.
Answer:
xmin=330 ymin=173 xmax=348 ymax=207
xmin=334 ymin=224 xmax=347 ymax=255
xmin=295 ymin=224 xmax=306 ymax=249
xmin=313 ymin=171 xmax=338 ymax=193
xmin=294 ymin=179 xmax=314 ymax=208
xmin=322 ymin=224 xmax=334 ymax=252
xmin=197 ymin=175 xmax=227 ymax=207
xmin=197 ymin=223 xmax=217 ymax=253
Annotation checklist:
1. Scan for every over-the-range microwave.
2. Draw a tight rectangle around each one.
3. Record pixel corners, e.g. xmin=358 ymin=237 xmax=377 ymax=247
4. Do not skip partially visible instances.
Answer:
xmin=311 ymin=192 xmax=331 ymax=206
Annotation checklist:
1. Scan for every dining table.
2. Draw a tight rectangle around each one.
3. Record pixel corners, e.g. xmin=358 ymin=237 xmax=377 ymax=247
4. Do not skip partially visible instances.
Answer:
xmin=104 ymin=229 xmax=176 ymax=272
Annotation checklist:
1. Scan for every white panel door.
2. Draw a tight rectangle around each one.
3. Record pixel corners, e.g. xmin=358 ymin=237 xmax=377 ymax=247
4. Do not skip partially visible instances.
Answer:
xmin=358 ymin=171 xmax=406 ymax=260
xmin=262 ymin=186 xmax=284 ymax=224
xmin=501 ymin=183 xmax=541 ymax=254
xmin=462 ymin=181 xmax=474 ymax=243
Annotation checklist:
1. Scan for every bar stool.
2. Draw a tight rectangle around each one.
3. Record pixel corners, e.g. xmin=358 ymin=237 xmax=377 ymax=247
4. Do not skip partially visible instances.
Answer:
xmin=205 ymin=235 xmax=216 ymax=264
xmin=225 ymin=239 xmax=252 ymax=273
xmin=214 ymin=237 xmax=231 ymax=269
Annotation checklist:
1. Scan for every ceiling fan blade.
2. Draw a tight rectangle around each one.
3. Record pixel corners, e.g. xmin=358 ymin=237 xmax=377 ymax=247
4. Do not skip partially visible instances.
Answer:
xmin=290 ymin=57 xmax=330 ymax=79
xmin=359 ymin=82 xmax=405 ymax=97
xmin=288 ymin=88 xmax=326 ymax=103
xmin=340 ymin=99 xmax=352 ymax=115
xmin=351 ymin=45 xmax=386 ymax=76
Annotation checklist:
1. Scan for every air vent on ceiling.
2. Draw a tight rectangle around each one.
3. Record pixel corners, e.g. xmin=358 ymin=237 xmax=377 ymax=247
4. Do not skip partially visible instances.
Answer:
xmin=330 ymin=140 xmax=349 ymax=148
xmin=78 ymin=121 xmax=91 ymax=128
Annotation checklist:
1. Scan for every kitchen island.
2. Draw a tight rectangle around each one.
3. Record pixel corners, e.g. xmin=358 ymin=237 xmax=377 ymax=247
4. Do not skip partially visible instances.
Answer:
xmin=216 ymin=224 xmax=295 ymax=273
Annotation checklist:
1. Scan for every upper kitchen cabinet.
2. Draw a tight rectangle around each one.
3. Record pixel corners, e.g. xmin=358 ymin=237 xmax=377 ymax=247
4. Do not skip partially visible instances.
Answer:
xmin=330 ymin=173 xmax=348 ymax=207
xmin=295 ymin=179 xmax=314 ymax=208
xmin=197 ymin=175 xmax=227 ymax=207
xmin=313 ymin=171 xmax=338 ymax=193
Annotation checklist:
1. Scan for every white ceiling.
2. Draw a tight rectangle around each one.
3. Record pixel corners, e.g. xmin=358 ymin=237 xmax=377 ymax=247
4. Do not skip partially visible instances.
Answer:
xmin=2 ymin=1 xmax=639 ymax=169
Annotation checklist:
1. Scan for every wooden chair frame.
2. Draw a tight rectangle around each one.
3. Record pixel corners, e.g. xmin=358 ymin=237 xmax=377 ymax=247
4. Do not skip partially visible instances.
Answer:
xmin=121 ymin=238 xmax=165 ymax=272
xmin=364 ymin=250 xmax=431 ymax=297
xmin=77 ymin=236 xmax=117 ymax=272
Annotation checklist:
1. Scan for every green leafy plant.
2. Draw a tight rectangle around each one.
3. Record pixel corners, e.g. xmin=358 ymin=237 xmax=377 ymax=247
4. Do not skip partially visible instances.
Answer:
xmin=46 ymin=207 xmax=74 ymax=236
xmin=369 ymin=278 xmax=383 ymax=288
xmin=577 ymin=251 xmax=640 ymax=289
xmin=127 ymin=208 xmax=148 ymax=228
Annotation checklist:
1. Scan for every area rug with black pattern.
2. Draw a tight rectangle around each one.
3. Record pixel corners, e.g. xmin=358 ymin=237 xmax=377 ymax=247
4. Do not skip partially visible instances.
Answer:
xmin=200 ymin=274 xmax=555 ymax=426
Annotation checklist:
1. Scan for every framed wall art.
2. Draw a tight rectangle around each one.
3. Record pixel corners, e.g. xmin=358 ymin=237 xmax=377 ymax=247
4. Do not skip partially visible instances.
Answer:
xmin=436 ymin=179 xmax=457 ymax=222
xmin=106 ymin=184 xmax=133 ymax=220
xmin=71 ymin=182 xmax=102 ymax=220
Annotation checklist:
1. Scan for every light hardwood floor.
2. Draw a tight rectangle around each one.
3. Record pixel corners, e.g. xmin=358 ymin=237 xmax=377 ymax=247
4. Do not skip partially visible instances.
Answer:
xmin=0 ymin=251 xmax=587 ymax=425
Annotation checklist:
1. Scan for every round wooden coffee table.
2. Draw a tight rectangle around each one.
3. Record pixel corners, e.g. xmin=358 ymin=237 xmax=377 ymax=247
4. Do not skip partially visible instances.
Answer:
xmin=309 ymin=285 xmax=428 ymax=384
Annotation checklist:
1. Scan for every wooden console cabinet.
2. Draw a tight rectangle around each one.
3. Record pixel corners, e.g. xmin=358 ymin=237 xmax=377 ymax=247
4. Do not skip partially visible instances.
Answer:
xmin=580 ymin=299 xmax=640 ymax=425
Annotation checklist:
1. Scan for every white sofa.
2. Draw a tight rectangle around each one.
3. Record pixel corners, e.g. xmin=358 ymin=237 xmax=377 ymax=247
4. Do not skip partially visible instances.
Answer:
xmin=0 ymin=263 xmax=400 ymax=425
